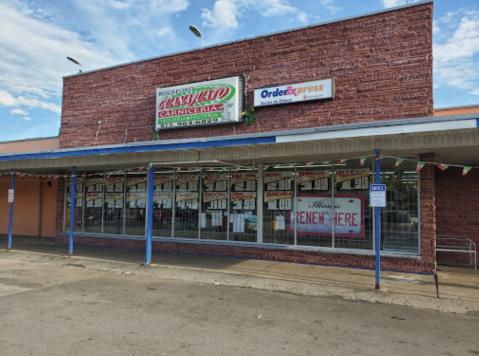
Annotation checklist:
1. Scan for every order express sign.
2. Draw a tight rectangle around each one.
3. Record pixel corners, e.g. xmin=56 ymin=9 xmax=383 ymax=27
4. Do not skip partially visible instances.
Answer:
xmin=253 ymin=78 xmax=334 ymax=107
xmin=156 ymin=76 xmax=245 ymax=130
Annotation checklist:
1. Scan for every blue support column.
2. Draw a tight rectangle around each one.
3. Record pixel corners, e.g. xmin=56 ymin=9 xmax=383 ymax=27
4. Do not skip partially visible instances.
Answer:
xmin=145 ymin=165 xmax=154 ymax=266
xmin=69 ymin=166 xmax=76 ymax=256
xmin=375 ymin=150 xmax=381 ymax=290
xmin=7 ymin=173 xmax=15 ymax=251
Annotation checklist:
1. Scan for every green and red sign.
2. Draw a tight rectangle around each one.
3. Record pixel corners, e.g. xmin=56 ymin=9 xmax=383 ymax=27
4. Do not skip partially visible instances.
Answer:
xmin=156 ymin=76 xmax=244 ymax=130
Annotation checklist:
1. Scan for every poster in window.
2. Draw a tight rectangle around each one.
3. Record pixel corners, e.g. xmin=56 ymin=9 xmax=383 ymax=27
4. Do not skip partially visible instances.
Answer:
xmin=231 ymin=192 xmax=256 ymax=210
xmin=264 ymin=191 xmax=293 ymax=211
xmin=231 ymin=173 xmax=257 ymax=192
xmin=177 ymin=175 xmax=199 ymax=192
xmin=204 ymin=174 xmax=228 ymax=192
xmin=298 ymin=171 xmax=330 ymax=191
xmin=264 ymin=172 xmax=293 ymax=191
xmin=153 ymin=192 xmax=172 ymax=209
xmin=176 ymin=192 xmax=198 ymax=209
xmin=154 ymin=176 xmax=173 ymax=191
xmin=289 ymin=194 xmax=365 ymax=238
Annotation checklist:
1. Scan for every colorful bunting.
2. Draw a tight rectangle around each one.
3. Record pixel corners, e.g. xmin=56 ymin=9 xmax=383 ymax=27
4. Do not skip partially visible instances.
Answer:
xmin=3 ymin=155 xmax=479 ymax=180
xmin=416 ymin=161 xmax=425 ymax=171
xmin=462 ymin=166 xmax=472 ymax=176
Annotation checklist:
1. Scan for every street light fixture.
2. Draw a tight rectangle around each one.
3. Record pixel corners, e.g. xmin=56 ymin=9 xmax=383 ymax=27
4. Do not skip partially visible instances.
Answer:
xmin=67 ymin=56 xmax=82 ymax=73
xmin=189 ymin=25 xmax=204 ymax=49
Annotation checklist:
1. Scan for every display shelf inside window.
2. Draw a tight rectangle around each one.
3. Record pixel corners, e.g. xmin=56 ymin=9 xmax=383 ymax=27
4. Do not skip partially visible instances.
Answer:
xmin=103 ymin=176 xmax=125 ymax=235
xmin=263 ymin=171 xmax=294 ymax=245
xmin=65 ymin=177 xmax=84 ymax=232
xmin=84 ymin=177 xmax=104 ymax=233
xmin=201 ymin=173 xmax=228 ymax=240
xmin=295 ymin=170 xmax=333 ymax=247
xmin=334 ymin=165 xmax=373 ymax=250
xmin=379 ymin=159 xmax=419 ymax=253
xmin=230 ymin=172 xmax=257 ymax=242
xmin=174 ymin=174 xmax=199 ymax=239
xmin=125 ymin=175 xmax=147 ymax=236
xmin=152 ymin=174 xmax=173 ymax=238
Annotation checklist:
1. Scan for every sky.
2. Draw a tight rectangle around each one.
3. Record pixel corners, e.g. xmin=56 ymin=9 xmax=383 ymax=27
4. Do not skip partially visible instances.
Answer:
xmin=1 ymin=0 xmax=479 ymax=142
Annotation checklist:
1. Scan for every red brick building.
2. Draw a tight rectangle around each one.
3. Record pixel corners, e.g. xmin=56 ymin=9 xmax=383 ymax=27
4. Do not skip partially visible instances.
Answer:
xmin=1 ymin=1 xmax=478 ymax=273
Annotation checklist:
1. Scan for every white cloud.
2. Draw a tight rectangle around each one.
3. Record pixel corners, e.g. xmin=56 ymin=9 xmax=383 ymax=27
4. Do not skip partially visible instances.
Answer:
xmin=201 ymin=0 xmax=299 ymax=28
xmin=150 ymin=0 xmax=188 ymax=13
xmin=0 ymin=123 xmax=58 ymax=142
xmin=202 ymin=0 xmax=239 ymax=28
xmin=21 ymin=116 xmax=31 ymax=122
xmin=0 ymin=91 xmax=61 ymax=113
xmin=10 ymin=108 xmax=28 ymax=115
xmin=256 ymin=0 xmax=296 ymax=17
xmin=0 ymin=2 xmax=118 ymax=117
xmin=434 ymin=10 xmax=479 ymax=96
xmin=298 ymin=12 xmax=308 ymax=24
xmin=158 ymin=27 xmax=174 ymax=37
xmin=382 ymin=0 xmax=419 ymax=8
xmin=319 ymin=0 xmax=342 ymax=14
xmin=107 ymin=0 xmax=130 ymax=10
xmin=433 ymin=20 xmax=440 ymax=35
xmin=0 ymin=0 xmax=191 ymax=135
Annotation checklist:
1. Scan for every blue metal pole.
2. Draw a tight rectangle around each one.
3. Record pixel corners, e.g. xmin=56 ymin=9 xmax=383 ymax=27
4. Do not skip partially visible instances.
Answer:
xmin=69 ymin=166 xmax=76 ymax=256
xmin=7 ymin=173 xmax=15 ymax=251
xmin=375 ymin=150 xmax=381 ymax=290
xmin=145 ymin=165 xmax=154 ymax=266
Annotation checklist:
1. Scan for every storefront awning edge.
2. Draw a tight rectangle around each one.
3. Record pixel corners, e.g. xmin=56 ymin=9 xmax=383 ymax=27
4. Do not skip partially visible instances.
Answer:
xmin=0 ymin=113 xmax=477 ymax=163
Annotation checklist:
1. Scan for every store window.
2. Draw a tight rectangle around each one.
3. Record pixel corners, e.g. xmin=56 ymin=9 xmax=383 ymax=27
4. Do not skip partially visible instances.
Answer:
xmin=84 ymin=176 xmax=103 ymax=233
xmin=333 ymin=160 xmax=373 ymax=250
xmin=230 ymin=171 xmax=257 ymax=242
xmin=174 ymin=172 xmax=199 ymax=239
xmin=103 ymin=175 xmax=125 ymax=235
xmin=152 ymin=173 xmax=173 ymax=238
xmin=201 ymin=171 xmax=228 ymax=240
xmin=295 ymin=166 xmax=333 ymax=248
xmin=379 ymin=158 xmax=419 ymax=253
xmin=263 ymin=169 xmax=294 ymax=245
xmin=63 ymin=159 xmax=419 ymax=254
xmin=125 ymin=174 xmax=147 ymax=236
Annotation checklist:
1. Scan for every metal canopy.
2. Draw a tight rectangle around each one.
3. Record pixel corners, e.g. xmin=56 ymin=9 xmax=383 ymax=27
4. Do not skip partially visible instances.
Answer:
xmin=1 ymin=113 xmax=478 ymax=171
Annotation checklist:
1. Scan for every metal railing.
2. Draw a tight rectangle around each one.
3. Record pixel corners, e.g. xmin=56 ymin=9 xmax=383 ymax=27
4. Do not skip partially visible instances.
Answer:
xmin=436 ymin=235 xmax=477 ymax=270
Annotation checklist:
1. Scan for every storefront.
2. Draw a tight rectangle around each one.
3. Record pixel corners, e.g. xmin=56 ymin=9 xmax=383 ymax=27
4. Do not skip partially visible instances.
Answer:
xmin=3 ymin=1 xmax=478 ymax=274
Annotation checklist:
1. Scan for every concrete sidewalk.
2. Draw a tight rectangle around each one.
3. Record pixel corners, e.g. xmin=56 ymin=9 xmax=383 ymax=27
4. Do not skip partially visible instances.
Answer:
xmin=1 ymin=235 xmax=478 ymax=314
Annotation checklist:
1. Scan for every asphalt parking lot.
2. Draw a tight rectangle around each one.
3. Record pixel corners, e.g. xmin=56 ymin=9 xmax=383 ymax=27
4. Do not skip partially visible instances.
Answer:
xmin=1 ymin=255 xmax=478 ymax=356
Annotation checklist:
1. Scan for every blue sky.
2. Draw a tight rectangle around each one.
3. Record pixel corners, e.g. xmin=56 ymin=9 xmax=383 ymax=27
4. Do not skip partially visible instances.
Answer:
xmin=1 ymin=0 xmax=479 ymax=142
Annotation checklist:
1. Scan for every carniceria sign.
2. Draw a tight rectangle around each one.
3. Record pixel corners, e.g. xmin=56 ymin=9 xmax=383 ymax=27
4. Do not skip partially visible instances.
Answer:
xmin=253 ymin=78 xmax=334 ymax=107
xmin=156 ymin=76 xmax=245 ymax=130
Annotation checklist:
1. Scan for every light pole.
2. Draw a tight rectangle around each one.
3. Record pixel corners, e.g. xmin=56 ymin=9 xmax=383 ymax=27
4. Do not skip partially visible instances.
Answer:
xmin=189 ymin=25 xmax=204 ymax=49
xmin=67 ymin=56 xmax=82 ymax=73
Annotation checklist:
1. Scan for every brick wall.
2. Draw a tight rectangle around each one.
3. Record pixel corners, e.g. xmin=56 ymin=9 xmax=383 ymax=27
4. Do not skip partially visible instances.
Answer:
xmin=54 ymin=233 xmax=433 ymax=274
xmin=418 ymin=153 xmax=436 ymax=272
xmin=60 ymin=3 xmax=433 ymax=149
xmin=436 ymin=167 xmax=479 ymax=267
